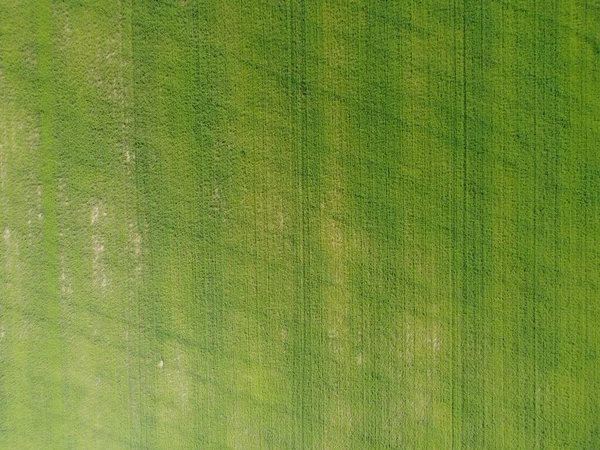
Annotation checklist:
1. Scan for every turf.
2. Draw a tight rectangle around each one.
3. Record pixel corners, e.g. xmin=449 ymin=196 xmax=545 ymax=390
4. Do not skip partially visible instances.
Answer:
xmin=0 ymin=1 xmax=599 ymax=449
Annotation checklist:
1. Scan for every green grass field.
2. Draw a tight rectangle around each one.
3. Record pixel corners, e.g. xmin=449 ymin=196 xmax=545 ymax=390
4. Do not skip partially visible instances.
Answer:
xmin=1 ymin=1 xmax=599 ymax=449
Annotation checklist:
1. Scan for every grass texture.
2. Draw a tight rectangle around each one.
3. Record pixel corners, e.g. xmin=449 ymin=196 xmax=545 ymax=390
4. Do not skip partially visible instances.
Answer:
xmin=0 ymin=1 xmax=599 ymax=449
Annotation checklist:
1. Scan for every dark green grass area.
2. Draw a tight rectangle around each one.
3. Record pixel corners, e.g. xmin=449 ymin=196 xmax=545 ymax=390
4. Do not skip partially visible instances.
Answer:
xmin=0 ymin=1 xmax=598 ymax=449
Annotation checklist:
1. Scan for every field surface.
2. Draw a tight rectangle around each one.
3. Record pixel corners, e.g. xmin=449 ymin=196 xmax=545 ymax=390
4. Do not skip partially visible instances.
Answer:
xmin=0 ymin=1 xmax=599 ymax=449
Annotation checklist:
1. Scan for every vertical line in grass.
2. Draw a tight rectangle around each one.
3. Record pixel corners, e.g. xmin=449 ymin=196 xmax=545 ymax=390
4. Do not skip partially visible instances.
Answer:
xmin=33 ymin=0 xmax=67 ymax=446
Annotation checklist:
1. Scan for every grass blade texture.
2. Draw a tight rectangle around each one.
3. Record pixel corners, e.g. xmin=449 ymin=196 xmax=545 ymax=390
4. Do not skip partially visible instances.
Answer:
xmin=0 ymin=1 xmax=598 ymax=449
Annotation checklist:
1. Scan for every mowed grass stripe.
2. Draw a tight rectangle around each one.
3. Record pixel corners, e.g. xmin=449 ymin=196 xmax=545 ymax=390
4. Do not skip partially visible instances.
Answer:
xmin=0 ymin=3 xmax=42 ymax=446
xmin=46 ymin=1 xmax=137 ymax=447
xmin=0 ymin=1 xmax=67 ymax=447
